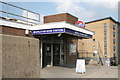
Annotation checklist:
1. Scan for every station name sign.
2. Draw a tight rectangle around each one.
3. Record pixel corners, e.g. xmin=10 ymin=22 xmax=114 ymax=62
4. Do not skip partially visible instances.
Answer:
xmin=32 ymin=28 xmax=92 ymax=38
xmin=32 ymin=28 xmax=64 ymax=34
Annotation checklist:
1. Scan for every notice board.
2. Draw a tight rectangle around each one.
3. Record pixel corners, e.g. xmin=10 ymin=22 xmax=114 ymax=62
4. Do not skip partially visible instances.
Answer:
xmin=76 ymin=59 xmax=86 ymax=73
xmin=69 ymin=43 xmax=76 ymax=55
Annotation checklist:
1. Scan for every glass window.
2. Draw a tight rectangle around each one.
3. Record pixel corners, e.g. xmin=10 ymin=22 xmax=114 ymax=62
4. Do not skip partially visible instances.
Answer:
xmin=104 ymin=23 xmax=107 ymax=57
xmin=104 ymin=23 xmax=107 ymax=26
xmin=93 ymin=39 xmax=95 ymax=41
xmin=113 ymin=25 xmax=115 ymax=29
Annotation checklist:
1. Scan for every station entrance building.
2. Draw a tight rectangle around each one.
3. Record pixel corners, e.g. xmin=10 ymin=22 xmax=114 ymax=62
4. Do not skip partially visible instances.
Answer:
xmin=32 ymin=13 xmax=94 ymax=68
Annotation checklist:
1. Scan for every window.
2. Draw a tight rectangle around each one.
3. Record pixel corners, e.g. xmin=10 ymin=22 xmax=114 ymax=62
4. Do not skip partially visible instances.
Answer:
xmin=104 ymin=38 xmax=107 ymax=41
xmin=113 ymin=25 xmax=115 ymax=29
xmin=113 ymin=39 xmax=115 ymax=43
xmin=93 ymin=39 xmax=95 ymax=41
xmin=104 ymin=23 xmax=107 ymax=26
xmin=113 ymin=49 xmax=115 ymax=52
xmin=93 ymin=53 xmax=96 ymax=56
xmin=113 ymin=32 xmax=115 ymax=36
xmin=104 ymin=23 xmax=107 ymax=57
xmin=104 ymin=45 xmax=107 ymax=47
xmin=113 ymin=46 xmax=115 ymax=49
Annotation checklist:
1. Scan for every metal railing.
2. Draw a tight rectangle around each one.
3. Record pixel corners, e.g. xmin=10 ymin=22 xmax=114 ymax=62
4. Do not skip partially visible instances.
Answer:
xmin=97 ymin=41 xmax=104 ymax=65
xmin=78 ymin=41 xmax=104 ymax=65
xmin=78 ymin=50 xmax=94 ymax=58
xmin=0 ymin=1 xmax=40 ymax=26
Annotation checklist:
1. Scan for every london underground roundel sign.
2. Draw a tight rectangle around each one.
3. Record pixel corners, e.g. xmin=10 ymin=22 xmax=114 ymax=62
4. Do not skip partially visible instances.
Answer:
xmin=75 ymin=21 xmax=85 ymax=28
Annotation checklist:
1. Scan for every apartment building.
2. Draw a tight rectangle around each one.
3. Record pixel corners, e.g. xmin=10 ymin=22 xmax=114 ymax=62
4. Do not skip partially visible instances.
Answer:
xmin=78 ymin=17 xmax=119 ymax=65
xmin=34 ymin=13 xmax=93 ymax=68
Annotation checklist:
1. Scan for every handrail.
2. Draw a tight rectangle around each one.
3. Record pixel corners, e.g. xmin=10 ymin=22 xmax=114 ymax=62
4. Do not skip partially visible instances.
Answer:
xmin=0 ymin=1 xmax=40 ymax=15
xmin=78 ymin=41 xmax=104 ymax=65
xmin=0 ymin=10 xmax=39 ymax=22
xmin=97 ymin=41 xmax=104 ymax=65
xmin=0 ymin=16 xmax=38 ymax=26
xmin=0 ymin=1 xmax=40 ymax=25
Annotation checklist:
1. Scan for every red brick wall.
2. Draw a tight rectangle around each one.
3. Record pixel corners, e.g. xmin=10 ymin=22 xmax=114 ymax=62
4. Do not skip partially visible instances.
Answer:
xmin=0 ymin=26 xmax=30 ymax=37
xmin=44 ymin=13 xmax=78 ymax=25
xmin=66 ymin=14 xmax=78 ymax=25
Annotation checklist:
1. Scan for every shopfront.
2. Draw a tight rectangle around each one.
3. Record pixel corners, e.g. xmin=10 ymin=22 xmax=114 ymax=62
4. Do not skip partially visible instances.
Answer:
xmin=32 ymin=22 xmax=93 ymax=68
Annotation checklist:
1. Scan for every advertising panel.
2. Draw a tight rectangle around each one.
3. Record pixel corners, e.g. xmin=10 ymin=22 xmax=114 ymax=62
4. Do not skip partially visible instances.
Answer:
xmin=69 ymin=43 xmax=76 ymax=55
xmin=76 ymin=59 xmax=86 ymax=73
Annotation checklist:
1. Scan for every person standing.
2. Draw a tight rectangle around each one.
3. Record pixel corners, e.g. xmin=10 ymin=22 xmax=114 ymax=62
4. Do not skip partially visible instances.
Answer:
xmin=106 ymin=59 xmax=110 ymax=66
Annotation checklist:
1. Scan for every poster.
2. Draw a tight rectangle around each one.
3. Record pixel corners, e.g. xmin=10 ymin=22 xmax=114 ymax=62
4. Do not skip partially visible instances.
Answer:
xmin=76 ymin=59 xmax=86 ymax=73
xmin=69 ymin=43 xmax=76 ymax=55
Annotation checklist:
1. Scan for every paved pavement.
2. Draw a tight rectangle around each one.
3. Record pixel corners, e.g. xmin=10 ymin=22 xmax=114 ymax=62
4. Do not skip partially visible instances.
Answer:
xmin=41 ymin=64 xmax=118 ymax=78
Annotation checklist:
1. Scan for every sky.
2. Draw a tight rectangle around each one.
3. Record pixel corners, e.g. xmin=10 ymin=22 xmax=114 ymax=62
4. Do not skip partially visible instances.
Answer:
xmin=2 ymin=0 xmax=119 ymax=23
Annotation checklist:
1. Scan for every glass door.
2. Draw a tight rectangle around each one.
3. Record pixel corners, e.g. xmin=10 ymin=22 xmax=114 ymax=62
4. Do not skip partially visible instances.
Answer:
xmin=53 ymin=43 xmax=60 ymax=66
xmin=42 ymin=43 xmax=52 ymax=67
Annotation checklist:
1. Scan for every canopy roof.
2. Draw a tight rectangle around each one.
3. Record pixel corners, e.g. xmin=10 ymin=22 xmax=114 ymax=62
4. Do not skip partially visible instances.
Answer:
xmin=32 ymin=21 xmax=94 ymax=39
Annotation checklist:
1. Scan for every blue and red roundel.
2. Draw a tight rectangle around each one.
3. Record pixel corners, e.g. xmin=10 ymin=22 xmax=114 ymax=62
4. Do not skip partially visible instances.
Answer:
xmin=75 ymin=21 xmax=85 ymax=28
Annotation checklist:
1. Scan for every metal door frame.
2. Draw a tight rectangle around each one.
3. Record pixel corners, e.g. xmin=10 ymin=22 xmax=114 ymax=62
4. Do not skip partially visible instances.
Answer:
xmin=40 ymin=42 xmax=63 ymax=68
xmin=40 ymin=37 xmax=63 ymax=68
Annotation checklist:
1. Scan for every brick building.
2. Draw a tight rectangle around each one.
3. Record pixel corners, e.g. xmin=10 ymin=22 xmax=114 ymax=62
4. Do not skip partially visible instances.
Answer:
xmin=78 ymin=17 xmax=119 ymax=65
xmin=44 ymin=13 xmax=78 ymax=25
xmin=33 ymin=13 xmax=93 ymax=68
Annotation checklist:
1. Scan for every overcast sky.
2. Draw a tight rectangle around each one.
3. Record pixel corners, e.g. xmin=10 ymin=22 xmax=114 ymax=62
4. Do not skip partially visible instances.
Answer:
xmin=3 ymin=0 xmax=119 ymax=23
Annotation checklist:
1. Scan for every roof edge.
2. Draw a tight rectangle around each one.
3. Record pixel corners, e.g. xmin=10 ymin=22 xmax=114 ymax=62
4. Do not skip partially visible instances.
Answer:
xmin=44 ymin=13 xmax=78 ymax=19
xmin=85 ymin=17 xmax=117 ymax=24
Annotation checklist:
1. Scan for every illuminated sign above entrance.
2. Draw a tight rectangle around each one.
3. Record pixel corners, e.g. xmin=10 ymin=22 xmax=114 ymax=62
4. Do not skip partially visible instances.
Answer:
xmin=32 ymin=28 xmax=92 ymax=38
xmin=75 ymin=21 xmax=85 ymax=28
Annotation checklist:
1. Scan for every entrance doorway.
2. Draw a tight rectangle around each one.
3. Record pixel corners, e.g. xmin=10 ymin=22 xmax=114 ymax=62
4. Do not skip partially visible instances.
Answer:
xmin=42 ymin=43 xmax=61 ymax=68
xmin=42 ymin=43 xmax=52 ymax=67
xmin=53 ymin=43 xmax=60 ymax=66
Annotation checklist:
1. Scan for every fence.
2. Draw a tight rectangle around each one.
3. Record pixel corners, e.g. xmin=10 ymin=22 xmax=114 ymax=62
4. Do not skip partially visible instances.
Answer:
xmin=78 ymin=41 xmax=104 ymax=65
xmin=78 ymin=50 xmax=95 ymax=58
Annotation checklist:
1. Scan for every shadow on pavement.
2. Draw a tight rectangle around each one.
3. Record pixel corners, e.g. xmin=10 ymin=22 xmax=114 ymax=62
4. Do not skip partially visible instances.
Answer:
xmin=58 ymin=63 xmax=76 ymax=68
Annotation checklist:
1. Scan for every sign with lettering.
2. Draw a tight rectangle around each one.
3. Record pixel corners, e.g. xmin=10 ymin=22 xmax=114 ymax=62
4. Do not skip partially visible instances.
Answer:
xmin=32 ymin=28 xmax=65 ymax=34
xmin=32 ymin=28 xmax=92 ymax=38
xmin=76 ymin=59 xmax=86 ymax=73
xmin=65 ymin=28 xmax=91 ymax=38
